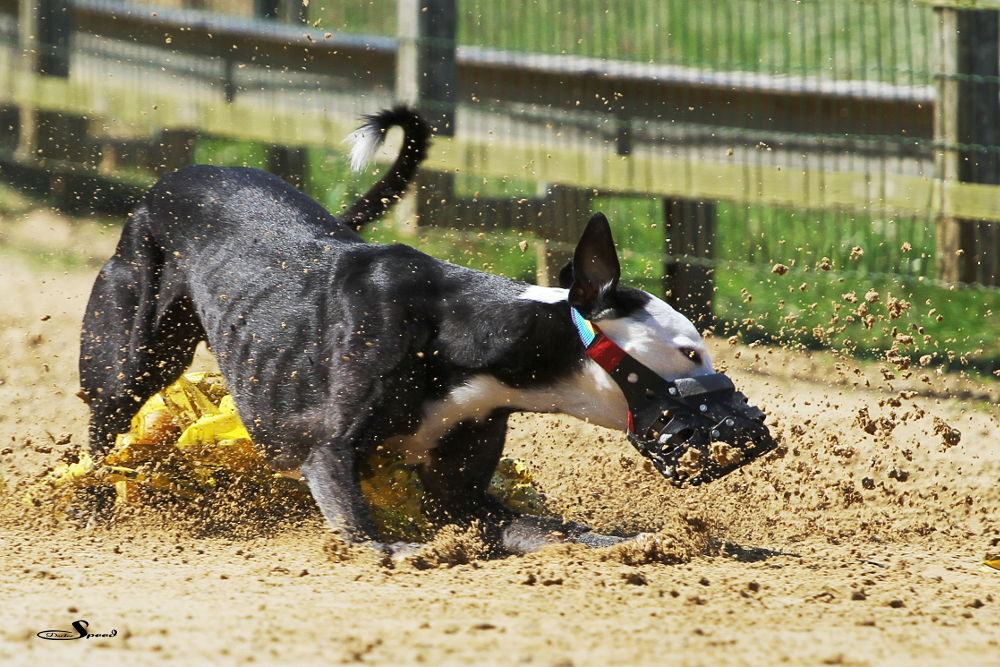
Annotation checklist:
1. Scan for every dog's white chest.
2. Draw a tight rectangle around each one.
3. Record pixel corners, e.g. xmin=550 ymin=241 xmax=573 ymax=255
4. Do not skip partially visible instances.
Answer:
xmin=384 ymin=367 xmax=628 ymax=464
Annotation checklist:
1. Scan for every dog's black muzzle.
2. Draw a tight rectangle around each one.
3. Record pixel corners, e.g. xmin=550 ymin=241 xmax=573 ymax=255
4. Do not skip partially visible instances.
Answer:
xmin=615 ymin=359 xmax=776 ymax=487
xmin=571 ymin=308 xmax=776 ymax=487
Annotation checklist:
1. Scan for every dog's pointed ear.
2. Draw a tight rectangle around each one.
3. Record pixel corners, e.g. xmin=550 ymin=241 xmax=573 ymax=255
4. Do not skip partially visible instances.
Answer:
xmin=568 ymin=213 xmax=620 ymax=318
xmin=557 ymin=260 xmax=574 ymax=289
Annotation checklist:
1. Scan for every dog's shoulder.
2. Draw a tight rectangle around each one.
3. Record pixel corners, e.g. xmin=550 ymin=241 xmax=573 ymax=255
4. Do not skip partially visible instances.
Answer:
xmin=326 ymin=242 xmax=583 ymax=387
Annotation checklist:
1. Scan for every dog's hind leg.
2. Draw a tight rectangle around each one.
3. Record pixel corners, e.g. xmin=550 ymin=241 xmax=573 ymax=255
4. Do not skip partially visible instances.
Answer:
xmin=80 ymin=214 xmax=204 ymax=462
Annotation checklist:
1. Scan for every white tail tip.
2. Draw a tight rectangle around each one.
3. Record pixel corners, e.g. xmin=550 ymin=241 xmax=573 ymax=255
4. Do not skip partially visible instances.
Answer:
xmin=345 ymin=124 xmax=382 ymax=172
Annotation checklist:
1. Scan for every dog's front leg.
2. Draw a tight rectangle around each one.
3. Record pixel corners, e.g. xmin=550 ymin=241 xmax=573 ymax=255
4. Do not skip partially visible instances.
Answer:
xmin=417 ymin=412 xmax=516 ymax=527
xmin=498 ymin=516 xmax=627 ymax=554
xmin=416 ymin=413 xmax=625 ymax=554
xmin=299 ymin=442 xmax=406 ymax=556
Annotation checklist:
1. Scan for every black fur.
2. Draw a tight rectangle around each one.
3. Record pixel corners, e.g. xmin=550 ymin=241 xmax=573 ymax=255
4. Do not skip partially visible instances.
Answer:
xmin=568 ymin=213 xmax=620 ymax=320
xmin=80 ymin=170 xmax=595 ymax=551
xmin=561 ymin=214 xmax=649 ymax=322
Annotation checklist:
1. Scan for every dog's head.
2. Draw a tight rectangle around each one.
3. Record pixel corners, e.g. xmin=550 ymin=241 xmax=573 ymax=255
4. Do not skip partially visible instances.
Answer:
xmin=561 ymin=213 xmax=776 ymax=487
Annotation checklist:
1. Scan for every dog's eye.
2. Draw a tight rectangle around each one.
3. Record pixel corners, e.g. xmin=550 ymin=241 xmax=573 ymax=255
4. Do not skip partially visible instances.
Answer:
xmin=680 ymin=348 xmax=702 ymax=365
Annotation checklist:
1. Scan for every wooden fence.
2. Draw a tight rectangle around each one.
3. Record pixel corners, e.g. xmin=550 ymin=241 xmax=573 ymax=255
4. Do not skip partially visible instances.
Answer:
xmin=0 ymin=0 xmax=998 ymax=319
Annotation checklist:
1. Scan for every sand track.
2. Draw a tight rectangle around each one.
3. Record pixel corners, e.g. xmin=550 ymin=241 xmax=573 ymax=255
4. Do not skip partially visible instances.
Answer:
xmin=1 ymin=211 xmax=997 ymax=666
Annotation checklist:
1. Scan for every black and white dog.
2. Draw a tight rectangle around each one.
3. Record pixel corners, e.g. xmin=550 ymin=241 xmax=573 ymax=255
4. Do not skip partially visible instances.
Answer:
xmin=81 ymin=107 xmax=773 ymax=555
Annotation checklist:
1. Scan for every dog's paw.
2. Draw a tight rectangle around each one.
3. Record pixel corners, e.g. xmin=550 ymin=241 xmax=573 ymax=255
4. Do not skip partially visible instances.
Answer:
xmin=385 ymin=541 xmax=424 ymax=562
xmin=498 ymin=516 xmax=566 ymax=554
xmin=574 ymin=531 xmax=627 ymax=548
xmin=63 ymin=485 xmax=116 ymax=530
xmin=497 ymin=516 xmax=631 ymax=552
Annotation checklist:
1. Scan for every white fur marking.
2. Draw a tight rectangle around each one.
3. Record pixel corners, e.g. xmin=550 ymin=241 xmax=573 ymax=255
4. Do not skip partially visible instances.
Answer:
xmin=518 ymin=285 xmax=568 ymax=304
xmin=387 ymin=367 xmax=627 ymax=464
xmin=598 ymin=293 xmax=714 ymax=380
xmin=344 ymin=124 xmax=382 ymax=172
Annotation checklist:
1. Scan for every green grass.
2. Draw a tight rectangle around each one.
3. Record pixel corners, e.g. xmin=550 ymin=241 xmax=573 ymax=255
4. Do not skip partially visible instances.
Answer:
xmin=194 ymin=137 xmax=270 ymax=170
xmin=716 ymin=203 xmax=937 ymax=279
xmin=714 ymin=265 xmax=1000 ymax=373
xmin=0 ymin=182 xmax=37 ymax=216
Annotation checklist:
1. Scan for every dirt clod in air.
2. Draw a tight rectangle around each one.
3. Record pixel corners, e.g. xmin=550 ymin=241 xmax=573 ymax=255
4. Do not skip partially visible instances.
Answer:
xmin=675 ymin=447 xmax=704 ymax=478
xmin=771 ymin=263 xmax=789 ymax=275
xmin=888 ymin=468 xmax=909 ymax=482
xmin=854 ymin=407 xmax=896 ymax=438
xmin=710 ymin=442 xmax=743 ymax=467
xmin=886 ymin=296 xmax=911 ymax=320
xmin=932 ymin=417 xmax=962 ymax=448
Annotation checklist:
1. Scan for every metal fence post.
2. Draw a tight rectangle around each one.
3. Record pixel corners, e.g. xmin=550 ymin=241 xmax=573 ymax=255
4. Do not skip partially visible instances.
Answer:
xmin=395 ymin=0 xmax=456 ymax=234
xmin=663 ymin=199 xmax=716 ymax=329
xmin=934 ymin=3 xmax=1000 ymax=285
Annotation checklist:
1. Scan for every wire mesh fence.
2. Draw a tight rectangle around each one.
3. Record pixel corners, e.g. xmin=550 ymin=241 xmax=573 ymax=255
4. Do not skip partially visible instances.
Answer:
xmin=0 ymin=0 xmax=997 ymax=370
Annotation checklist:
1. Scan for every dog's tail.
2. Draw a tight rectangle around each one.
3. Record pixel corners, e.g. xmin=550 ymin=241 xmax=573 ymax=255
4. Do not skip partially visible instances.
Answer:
xmin=339 ymin=106 xmax=431 ymax=229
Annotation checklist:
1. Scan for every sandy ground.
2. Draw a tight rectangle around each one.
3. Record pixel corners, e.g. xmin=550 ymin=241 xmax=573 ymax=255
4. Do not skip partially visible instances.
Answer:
xmin=0 ymin=209 xmax=998 ymax=666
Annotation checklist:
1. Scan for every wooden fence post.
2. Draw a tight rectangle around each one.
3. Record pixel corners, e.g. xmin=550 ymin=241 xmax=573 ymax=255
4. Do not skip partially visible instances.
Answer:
xmin=663 ymin=199 xmax=716 ymax=329
xmin=32 ymin=0 xmax=88 ymax=169
xmin=254 ymin=0 xmax=306 ymax=22
xmin=252 ymin=0 xmax=309 ymax=23
xmin=148 ymin=130 xmax=199 ymax=176
xmin=934 ymin=4 xmax=1000 ymax=286
xmin=15 ymin=0 xmax=39 ymax=162
xmin=396 ymin=0 xmax=456 ymax=135
xmin=533 ymin=185 xmax=591 ymax=286
xmin=395 ymin=0 xmax=456 ymax=234
xmin=253 ymin=0 xmax=279 ymax=19
xmin=34 ymin=0 xmax=85 ymax=170
xmin=268 ymin=144 xmax=308 ymax=190
xmin=17 ymin=0 xmax=97 ymax=208
xmin=36 ymin=0 xmax=72 ymax=78
xmin=256 ymin=0 xmax=309 ymax=190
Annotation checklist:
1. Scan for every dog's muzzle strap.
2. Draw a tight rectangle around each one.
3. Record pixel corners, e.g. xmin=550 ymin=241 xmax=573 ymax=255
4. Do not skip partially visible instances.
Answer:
xmin=570 ymin=307 xmax=776 ymax=487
